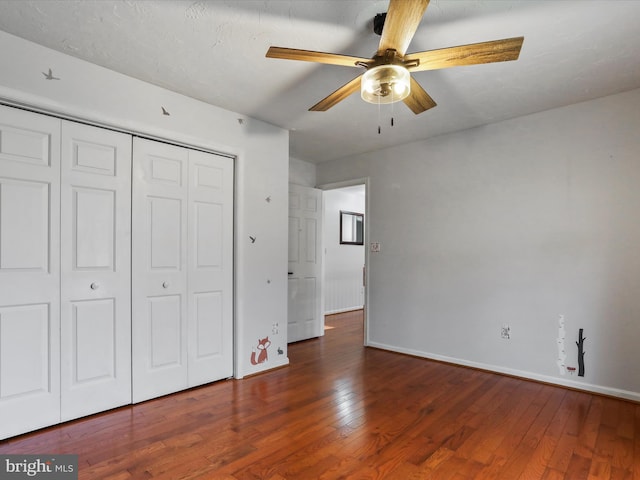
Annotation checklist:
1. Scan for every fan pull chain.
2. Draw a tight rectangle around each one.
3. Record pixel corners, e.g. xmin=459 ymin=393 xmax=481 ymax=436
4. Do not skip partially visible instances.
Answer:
xmin=377 ymin=95 xmax=382 ymax=134
xmin=391 ymin=90 xmax=395 ymax=127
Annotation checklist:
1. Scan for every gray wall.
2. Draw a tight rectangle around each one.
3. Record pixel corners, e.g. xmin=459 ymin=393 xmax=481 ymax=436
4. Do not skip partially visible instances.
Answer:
xmin=317 ymin=88 xmax=640 ymax=400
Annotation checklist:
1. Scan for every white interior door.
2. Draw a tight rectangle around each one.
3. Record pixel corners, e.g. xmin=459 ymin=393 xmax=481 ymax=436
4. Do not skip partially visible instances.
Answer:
xmin=187 ymin=150 xmax=233 ymax=386
xmin=60 ymin=121 xmax=132 ymax=421
xmin=288 ymin=184 xmax=323 ymax=342
xmin=132 ymin=138 xmax=188 ymax=402
xmin=0 ymin=106 xmax=61 ymax=439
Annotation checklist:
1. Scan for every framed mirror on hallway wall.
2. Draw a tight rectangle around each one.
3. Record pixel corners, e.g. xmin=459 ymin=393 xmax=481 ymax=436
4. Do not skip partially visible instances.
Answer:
xmin=340 ymin=210 xmax=364 ymax=245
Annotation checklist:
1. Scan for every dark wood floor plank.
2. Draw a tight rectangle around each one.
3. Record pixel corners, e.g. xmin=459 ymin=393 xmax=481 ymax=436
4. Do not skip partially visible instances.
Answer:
xmin=518 ymin=390 xmax=587 ymax=479
xmin=474 ymin=385 xmax=556 ymax=479
xmin=456 ymin=377 xmax=539 ymax=464
xmin=634 ymin=406 xmax=640 ymax=480
xmin=576 ymin=396 xmax=605 ymax=460
xmin=565 ymin=453 xmax=593 ymax=479
xmin=1 ymin=309 xmax=638 ymax=479
xmin=541 ymin=467 xmax=565 ymax=480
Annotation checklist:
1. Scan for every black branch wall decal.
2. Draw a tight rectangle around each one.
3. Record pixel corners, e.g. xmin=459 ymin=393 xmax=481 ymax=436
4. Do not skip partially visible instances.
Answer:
xmin=576 ymin=328 xmax=586 ymax=377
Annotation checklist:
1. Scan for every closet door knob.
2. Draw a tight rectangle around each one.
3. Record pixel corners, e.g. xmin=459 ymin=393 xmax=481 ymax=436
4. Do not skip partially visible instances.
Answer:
xmin=162 ymin=281 xmax=170 ymax=289
xmin=90 ymin=282 xmax=99 ymax=290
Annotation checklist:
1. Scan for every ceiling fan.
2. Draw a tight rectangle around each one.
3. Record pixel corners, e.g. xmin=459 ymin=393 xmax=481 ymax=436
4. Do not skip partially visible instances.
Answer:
xmin=266 ymin=0 xmax=524 ymax=114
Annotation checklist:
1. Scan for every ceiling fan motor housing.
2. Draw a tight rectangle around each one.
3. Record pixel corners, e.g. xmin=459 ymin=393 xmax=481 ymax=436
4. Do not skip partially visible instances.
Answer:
xmin=373 ymin=13 xmax=387 ymax=36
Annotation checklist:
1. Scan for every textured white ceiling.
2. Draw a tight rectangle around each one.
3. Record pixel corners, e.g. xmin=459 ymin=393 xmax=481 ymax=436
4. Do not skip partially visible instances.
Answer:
xmin=0 ymin=0 xmax=639 ymax=163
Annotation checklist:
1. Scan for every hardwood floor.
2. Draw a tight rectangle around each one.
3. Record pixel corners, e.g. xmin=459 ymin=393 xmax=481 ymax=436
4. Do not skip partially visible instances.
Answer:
xmin=1 ymin=309 xmax=638 ymax=479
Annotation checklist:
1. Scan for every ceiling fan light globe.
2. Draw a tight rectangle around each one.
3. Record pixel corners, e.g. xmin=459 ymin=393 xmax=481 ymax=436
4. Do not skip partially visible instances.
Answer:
xmin=361 ymin=64 xmax=410 ymax=104
xmin=393 ymin=81 xmax=408 ymax=96
xmin=363 ymin=77 xmax=377 ymax=94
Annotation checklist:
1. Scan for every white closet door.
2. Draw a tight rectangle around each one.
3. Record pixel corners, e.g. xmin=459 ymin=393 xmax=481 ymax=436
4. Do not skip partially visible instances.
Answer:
xmin=0 ymin=106 xmax=61 ymax=439
xmin=60 ymin=121 xmax=132 ymax=421
xmin=132 ymin=138 xmax=189 ymax=402
xmin=187 ymin=150 xmax=233 ymax=386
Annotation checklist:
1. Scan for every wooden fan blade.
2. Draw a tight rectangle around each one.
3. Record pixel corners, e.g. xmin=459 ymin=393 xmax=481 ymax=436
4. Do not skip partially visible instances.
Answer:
xmin=405 ymin=37 xmax=524 ymax=72
xmin=378 ymin=0 xmax=429 ymax=56
xmin=266 ymin=46 xmax=370 ymax=68
xmin=309 ymin=75 xmax=363 ymax=111
xmin=403 ymin=77 xmax=437 ymax=114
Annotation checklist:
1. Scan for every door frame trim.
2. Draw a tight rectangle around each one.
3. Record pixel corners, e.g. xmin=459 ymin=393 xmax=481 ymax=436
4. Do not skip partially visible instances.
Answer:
xmin=316 ymin=177 xmax=370 ymax=347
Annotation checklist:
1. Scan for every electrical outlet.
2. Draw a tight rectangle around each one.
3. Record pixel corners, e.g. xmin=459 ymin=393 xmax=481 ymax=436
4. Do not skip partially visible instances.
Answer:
xmin=272 ymin=322 xmax=279 ymax=335
xmin=501 ymin=324 xmax=511 ymax=340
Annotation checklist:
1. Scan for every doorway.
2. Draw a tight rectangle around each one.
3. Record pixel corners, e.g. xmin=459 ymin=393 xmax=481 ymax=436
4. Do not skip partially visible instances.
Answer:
xmin=320 ymin=180 xmax=368 ymax=344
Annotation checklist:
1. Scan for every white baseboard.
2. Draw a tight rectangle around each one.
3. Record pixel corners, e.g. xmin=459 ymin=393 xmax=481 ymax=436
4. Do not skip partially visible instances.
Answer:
xmin=367 ymin=341 xmax=640 ymax=403
xmin=325 ymin=306 xmax=364 ymax=315
xmin=236 ymin=356 xmax=289 ymax=379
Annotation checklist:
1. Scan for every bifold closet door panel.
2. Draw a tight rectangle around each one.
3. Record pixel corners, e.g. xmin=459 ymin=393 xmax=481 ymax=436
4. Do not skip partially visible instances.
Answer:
xmin=0 ymin=105 xmax=61 ymax=439
xmin=132 ymin=138 xmax=189 ymax=403
xmin=60 ymin=121 xmax=132 ymax=421
xmin=187 ymin=150 xmax=233 ymax=387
